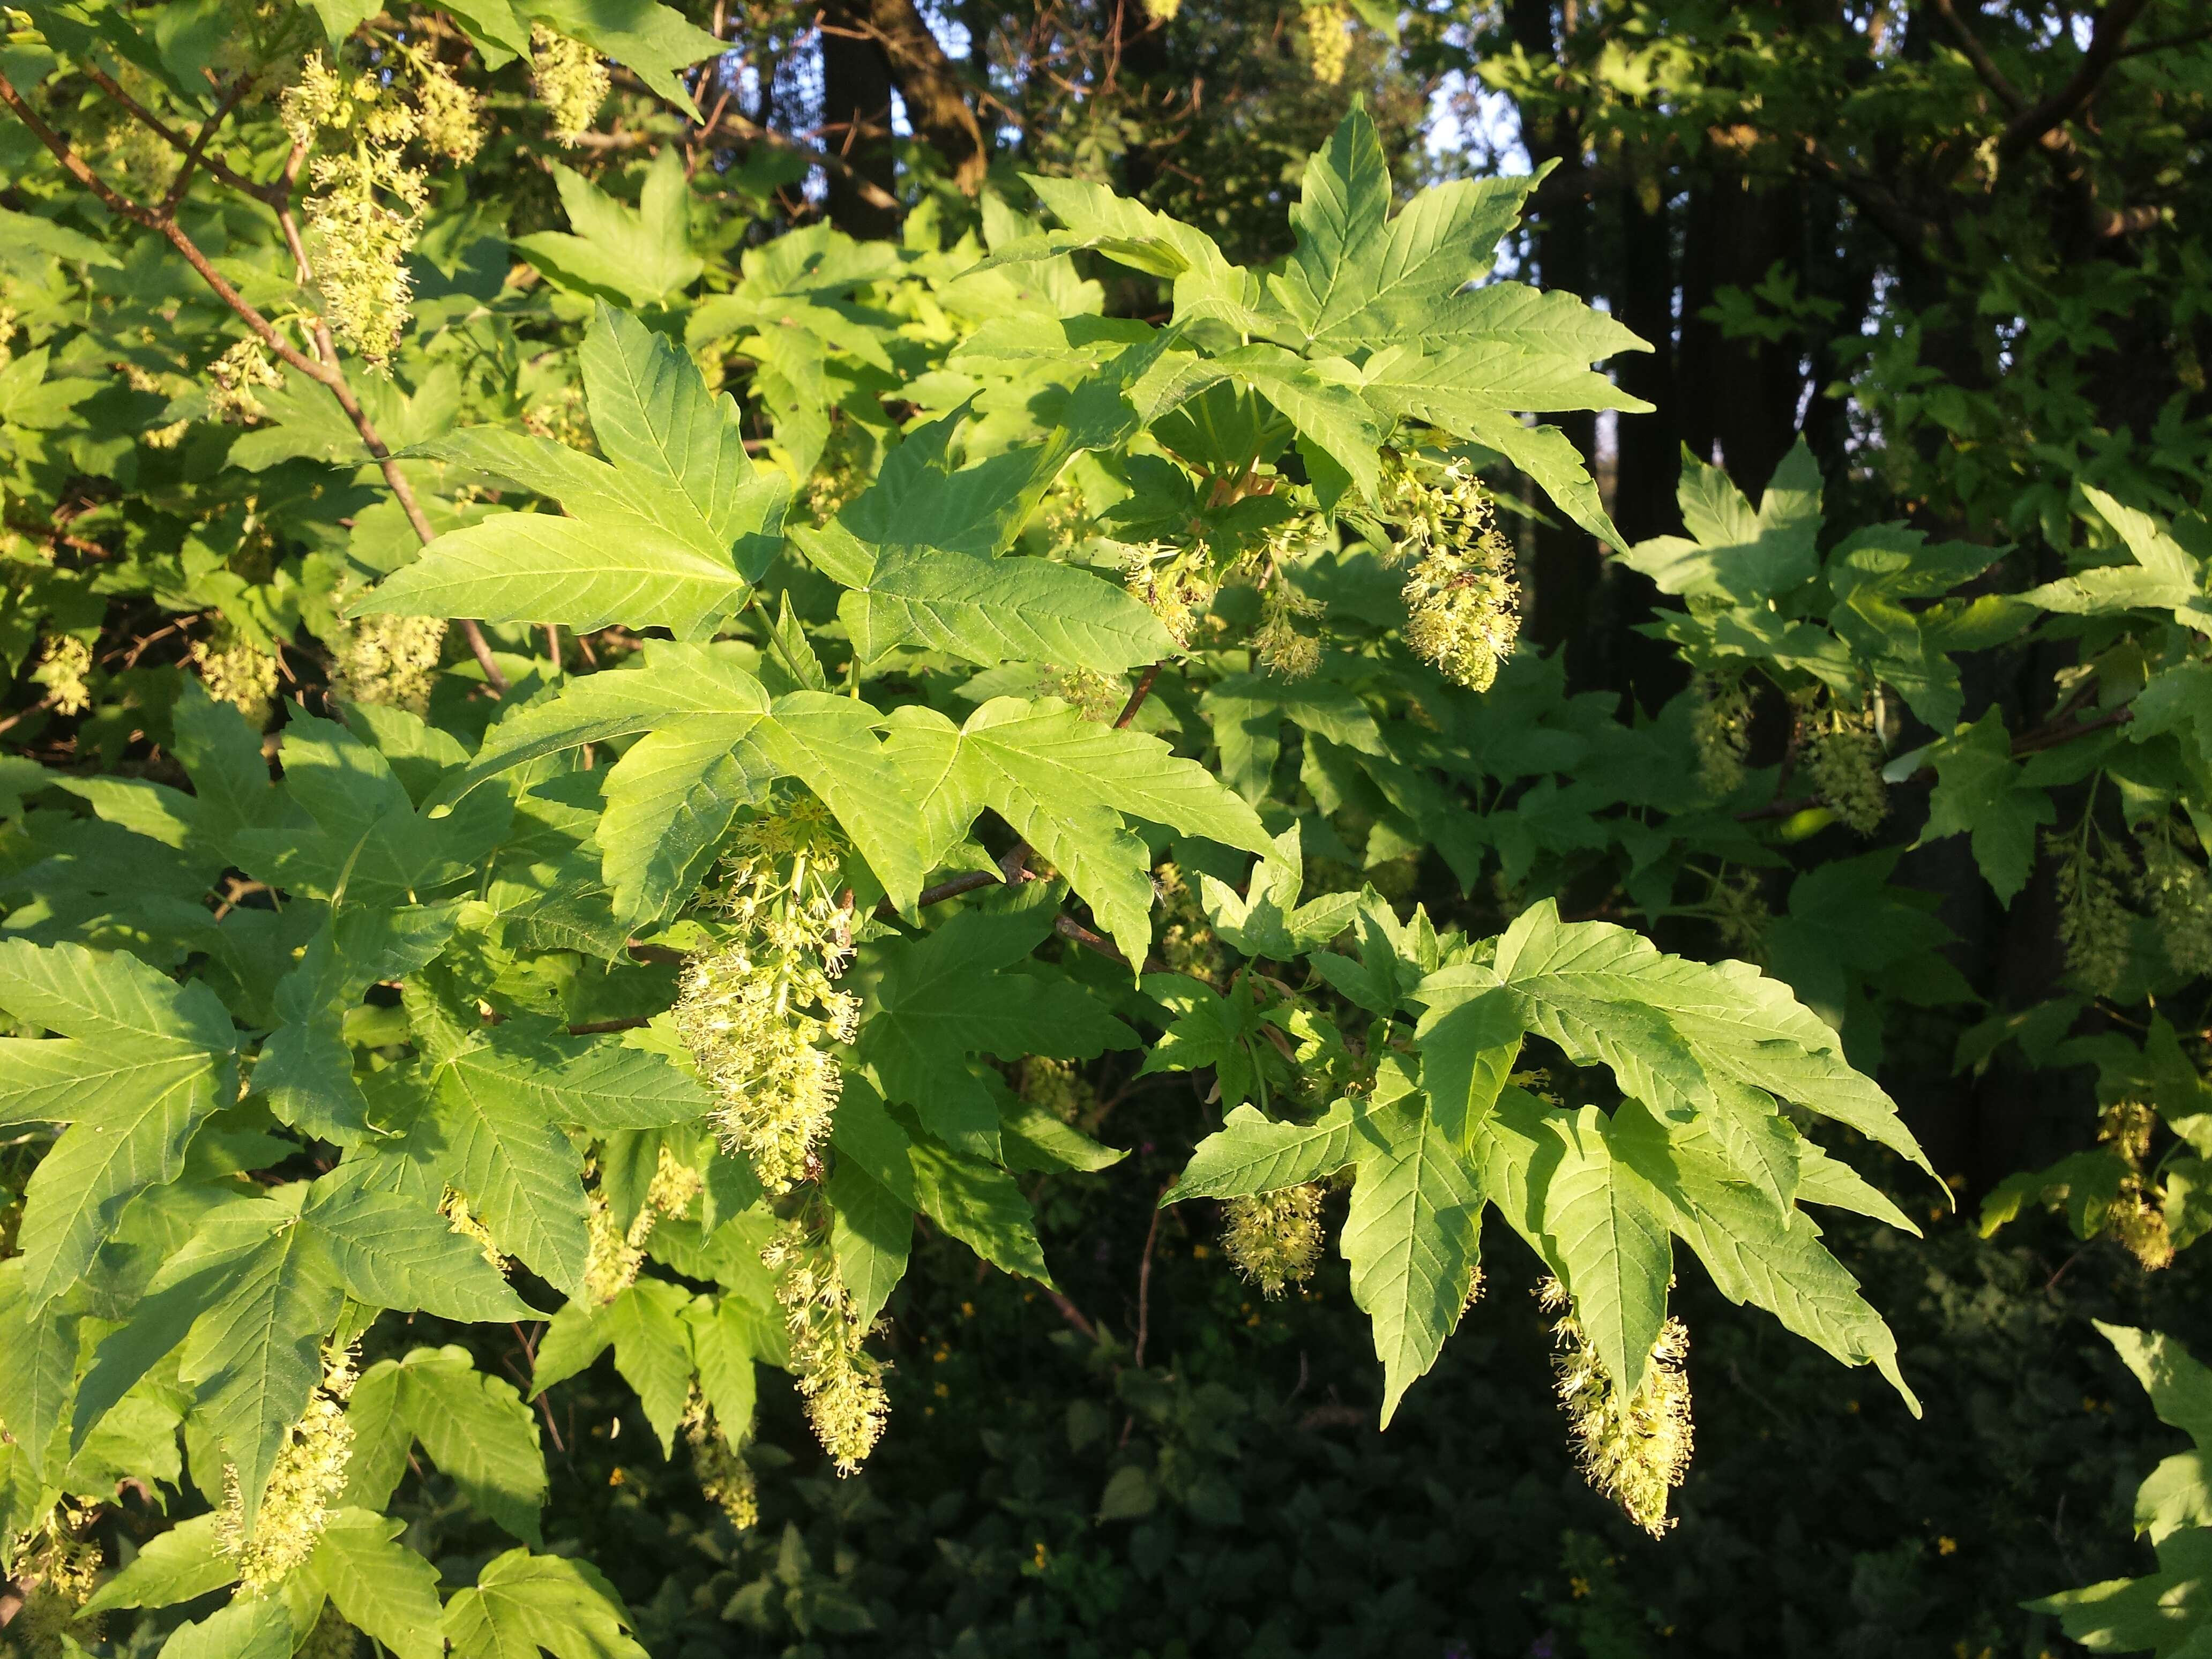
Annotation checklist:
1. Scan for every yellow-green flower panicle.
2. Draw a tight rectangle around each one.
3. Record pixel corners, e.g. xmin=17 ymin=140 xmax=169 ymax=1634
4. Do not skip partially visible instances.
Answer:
xmin=330 ymin=609 xmax=447 ymax=715
xmin=215 ymin=1346 xmax=357 ymax=1592
xmin=2099 ymin=1100 xmax=2177 ymax=1270
xmin=1305 ymin=1 xmax=1353 ymax=86
xmin=1692 ymin=674 xmax=1753 ymax=795
xmin=2054 ymin=833 xmax=2135 ymax=996
xmin=1222 ymin=1183 xmax=1324 ymax=1297
xmin=1389 ymin=463 xmax=1521 ymax=692
xmin=674 ymin=803 xmax=858 ymax=1194
xmin=530 ymin=25 xmax=611 ymax=145
xmin=208 ymin=338 xmax=283 ymax=424
xmin=190 ymin=631 xmax=280 ymax=726
xmin=581 ymin=1147 xmax=704 ymax=1306
xmin=4 ymin=1505 xmax=104 ymax=1655
xmin=30 ymin=634 xmax=92 ymax=716
xmin=1540 ymin=1279 xmax=1693 ymax=1537
xmin=684 ymin=1396 xmax=759 ymax=1530
xmin=2139 ymin=827 xmax=2212 ymax=981
xmin=764 ymin=1223 xmax=888 ymax=1475
xmin=1125 ymin=541 xmax=1217 ymax=649
xmin=1803 ymin=704 xmax=1888 ymax=834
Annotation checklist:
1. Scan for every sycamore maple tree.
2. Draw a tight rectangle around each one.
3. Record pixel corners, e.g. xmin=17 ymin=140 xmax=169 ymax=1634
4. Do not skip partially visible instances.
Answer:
xmin=2 ymin=2 xmax=2212 ymax=1656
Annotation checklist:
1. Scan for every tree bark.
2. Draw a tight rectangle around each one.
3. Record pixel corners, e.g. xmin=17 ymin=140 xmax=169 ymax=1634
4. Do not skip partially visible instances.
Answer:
xmin=820 ymin=8 xmax=899 ymax=238
xmin=840 ymin=0 xmax=989 ymax=193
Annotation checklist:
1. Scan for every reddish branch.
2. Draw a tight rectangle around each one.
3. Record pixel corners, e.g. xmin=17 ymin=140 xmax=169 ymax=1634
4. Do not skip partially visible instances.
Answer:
xmin=0 ymin=67 xmax=512 ymax=692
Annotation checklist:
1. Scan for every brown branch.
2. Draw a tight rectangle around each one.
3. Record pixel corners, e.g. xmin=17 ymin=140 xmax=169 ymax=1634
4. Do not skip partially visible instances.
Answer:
xmin=80 ymin=63 xmax=274 ymax=204
xmin=1114 ymin=662 xmax=1163 ymax=729
xmin=1131 ymin=1182 xmax=1169 ymax=1369
xmin=829 ymin=0 xmax=989 ymax=192
xmin=160 ymin=73 xmax=255 ymax=213
xmin=1930 ymin=0 xmax=2031 ymax=113
xmin=2000 ymin=0 xmax=2155 ymax=159
xmin=1042 ymin=1288 xmax=1101 ymax=1343
xmin=3 ymin=69 xmax=514 ymax=695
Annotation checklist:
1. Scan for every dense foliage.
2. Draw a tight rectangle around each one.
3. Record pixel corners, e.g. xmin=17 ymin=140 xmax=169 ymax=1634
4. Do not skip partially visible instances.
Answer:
xmin=3 ymin=1 xmax=2212 ymax=1656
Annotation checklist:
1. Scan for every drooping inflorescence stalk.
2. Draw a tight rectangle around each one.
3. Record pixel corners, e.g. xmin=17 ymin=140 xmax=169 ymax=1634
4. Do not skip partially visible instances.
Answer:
xmin=1540 ymin=1279 xmax=1694 ymax=1537
xmin=674 ymin=801 xmax=859 ymax=1193
xmin=764 ymin=1222 xmax=888 ymax=1475
xmin=216 ymin=1345 xmax=358 ymax=1591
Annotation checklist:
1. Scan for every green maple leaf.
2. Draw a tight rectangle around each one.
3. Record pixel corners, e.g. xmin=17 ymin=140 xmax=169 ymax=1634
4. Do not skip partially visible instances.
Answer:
xmin=1415 ymin=900 xmax=1936 ymax=1198
xmin=70 ymin=1175 xmax=529 ymax=1524
xmin=908 ymin=1134 xmax=1053 ymax=1286
xmin=2026 ymin=488 xmax=2212 ymax=633
xmin=1197 ymin=826 xmax=1363 ymax=962
xmin=392 ymin=1015 xmax=707 ymax=1297
xmin=439 ymin=644 xmax=928 ymax=913
xmin=512 ymin=149 xmax=703 ymax=309
xmin=792 ymin=399 xmax=1177 ymax=675
xmin=859 ymin=882 xmax=1137 ymax=1156
xmin=1605 ymin=1098 xmax=1918 ymax=1410
xmin=303 ymin=1509 xmax=447 ymax=1659
xmin=1622 ymin=441 xmax=1824 ymax=604
xmin=0 ymin=940 xmax=238 ymax=1309
xmin=360 ymin=305 xmax=790 ymax=638
xmin=877 ymin=696 xmax=1279 ymax=965
xmin=229 ymin=713 xmax=511 ymax=906
xmin=534 ymin=1278 xmax=698 ymax=1455
xmin=346 ymin=1346 xmax=548 ymax=1546
xmin=1138 ymin=970 xmax=1269 ymax=1109
xmin=1919 ymin=709 xmax=2056 ymax=905
xmin=443 ymin=1549 xmax=648 ymax=1659
xmin=1340 ymin=1090 xmax=1482 ymax=1426
xmin=1162 ymin=1097 xmax=1361 ymax=1202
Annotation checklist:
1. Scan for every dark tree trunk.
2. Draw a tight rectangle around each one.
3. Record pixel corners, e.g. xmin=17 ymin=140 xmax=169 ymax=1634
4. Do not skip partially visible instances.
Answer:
xmin=1509 ymin=0 xmax=1601 ymax=678
xmin=820 ymin=10 xmax=899 ymax=239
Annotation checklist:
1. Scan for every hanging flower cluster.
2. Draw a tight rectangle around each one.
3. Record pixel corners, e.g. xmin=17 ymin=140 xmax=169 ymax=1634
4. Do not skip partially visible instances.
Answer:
xmin=4 ymin=1504 xmax=104 ymax=1653
xmin=190 ymin=630 xmax=280 ymax=725
xmin=1540 ymin=1279 xmax=1694 ymax=1537
xmin=1222 ymin=1184 xmax=1325 ymax=1297
xmin=529 ymin=24 xmax=610 ymax=145
xmin=216 ymin=1346 xmax=358 ymax=1591
xmin=1691 ymin=673 xmax=1754 ymax=795
xmin=2099 ymin=1100 xmax=2176 ymax=1271
xmin=764 ymin=1222 xmax=889 ymax=1474
xmin=1803 ymin=698 xmax=1888 ymax=834
xmin=581 ymin=1146 xmax=706 ymax=1306
xmin=1387 ymin=460 xmax=1521 ymax=692
xmin=684 ymin=1395 xmax=759 ymax=1530
xmin=31 ymin=634 xmax=92 ymax=715
xmin=280 ymin=46 xmax=484 ymax=367
xmin=330 ymin=608 xmax=448 ymax=715
xmin=2052 ymin=829 xmax=2135 ymax=995
xmin=673 ymin=802 xmax=858 ymax=1193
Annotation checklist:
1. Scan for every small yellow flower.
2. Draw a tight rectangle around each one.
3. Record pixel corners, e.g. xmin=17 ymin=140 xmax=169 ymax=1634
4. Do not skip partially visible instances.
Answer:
xmin=190 ymin=632 xmax=280 ymax=726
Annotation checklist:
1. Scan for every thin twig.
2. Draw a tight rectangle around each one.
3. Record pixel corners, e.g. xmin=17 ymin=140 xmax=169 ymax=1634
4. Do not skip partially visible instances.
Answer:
xmin=4 ymin=68 xmax=513 ymax=693
xmin=1043 ymin=1288 xmax=1101 ymax=1343
xmin=1115 ymin=661 xmax=1164 ymax=729
xmin=1132 ymin=1181 xmax=1170 ymax=1369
